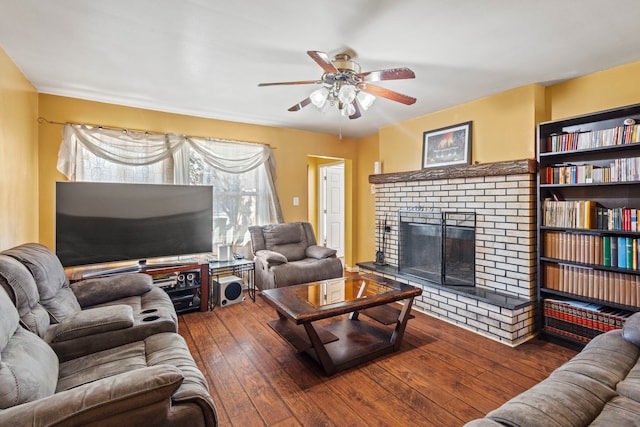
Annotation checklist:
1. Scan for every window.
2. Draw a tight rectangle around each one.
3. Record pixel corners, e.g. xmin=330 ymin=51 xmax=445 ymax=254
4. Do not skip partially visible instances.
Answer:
xmin=58 ymin=124 xmax=282 ymax=252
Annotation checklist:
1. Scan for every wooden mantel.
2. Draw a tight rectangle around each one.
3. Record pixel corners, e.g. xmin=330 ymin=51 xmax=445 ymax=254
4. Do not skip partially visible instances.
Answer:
xmin=369 ymin=159 xmax=537 ymax=184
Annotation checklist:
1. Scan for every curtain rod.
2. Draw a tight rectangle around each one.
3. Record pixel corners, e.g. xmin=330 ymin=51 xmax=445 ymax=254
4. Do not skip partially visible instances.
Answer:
xmin=37 ymin=116 xmax=275 ymax=148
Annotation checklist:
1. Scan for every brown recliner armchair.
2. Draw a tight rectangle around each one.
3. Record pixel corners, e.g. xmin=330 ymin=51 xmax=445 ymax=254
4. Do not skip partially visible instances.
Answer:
xmin=249 ymin=222 xmax=344 ymax=290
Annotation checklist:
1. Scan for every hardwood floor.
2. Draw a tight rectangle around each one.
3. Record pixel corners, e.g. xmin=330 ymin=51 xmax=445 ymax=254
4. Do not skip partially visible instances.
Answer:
xmin=179 ymin=290 xmax=577 ymax=427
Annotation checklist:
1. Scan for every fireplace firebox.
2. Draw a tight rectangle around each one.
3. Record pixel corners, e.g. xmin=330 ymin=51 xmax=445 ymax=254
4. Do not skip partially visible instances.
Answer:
xmin=398 ymin=210 xmax=475 ymax=287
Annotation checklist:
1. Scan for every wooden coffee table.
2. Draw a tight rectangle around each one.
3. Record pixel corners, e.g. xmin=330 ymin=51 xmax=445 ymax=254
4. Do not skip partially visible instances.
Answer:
xmin=261 ymin=274 xmax=422 ymax=375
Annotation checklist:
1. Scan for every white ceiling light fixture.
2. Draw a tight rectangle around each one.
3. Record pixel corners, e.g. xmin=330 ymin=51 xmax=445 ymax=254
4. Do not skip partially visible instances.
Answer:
xmin=259 ymin=49 xmax=416 ymax=120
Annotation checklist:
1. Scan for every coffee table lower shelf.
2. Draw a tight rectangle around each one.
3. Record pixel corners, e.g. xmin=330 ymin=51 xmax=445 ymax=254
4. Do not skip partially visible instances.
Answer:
xmin=268 ymin=317 xmax=400 ymax=375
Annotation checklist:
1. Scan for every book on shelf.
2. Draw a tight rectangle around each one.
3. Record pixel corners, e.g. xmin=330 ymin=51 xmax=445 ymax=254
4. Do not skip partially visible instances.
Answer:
xmin=543 ymin=157 xmax=640 ymax=184
xmin=542 ymin=199 xmax=597 ymax=228
xmin=543 ymin=263 xmax=639 ymax=306
xmin=543 ymin=298 xmax=633 ymax=342
xmin=543 ymin=200 xmax=640 ymax=232
xmin=546 ymin=123 xmax=640 ymax=153
xmin=603 ymin=236 xmax=611 ymax=266
xmin=544 ymin=231 xmax=640 ymax=272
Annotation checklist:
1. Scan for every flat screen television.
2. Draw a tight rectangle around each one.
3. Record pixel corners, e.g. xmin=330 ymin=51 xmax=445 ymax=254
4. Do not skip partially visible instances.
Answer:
xmin=55 ymin=181 xmax=214 ymax=268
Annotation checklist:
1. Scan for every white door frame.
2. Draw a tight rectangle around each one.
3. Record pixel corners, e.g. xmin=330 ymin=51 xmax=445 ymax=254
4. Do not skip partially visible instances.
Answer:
xmin=319 ymin=162 xmax=345 ymax=257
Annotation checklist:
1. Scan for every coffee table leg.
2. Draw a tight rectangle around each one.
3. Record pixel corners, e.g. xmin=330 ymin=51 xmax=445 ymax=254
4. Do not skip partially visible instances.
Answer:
xmin=303 ymin=323 xmax=336 ymax=376
xmin=391 ymin=297 xmax=415 ymax=351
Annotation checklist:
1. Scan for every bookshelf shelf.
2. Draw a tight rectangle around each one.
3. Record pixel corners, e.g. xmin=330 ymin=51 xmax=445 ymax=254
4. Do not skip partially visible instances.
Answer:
xmin=540 ymin=226 xmax=640 ymax=236
xmin=541 ymin=257 xmax=640 ymax=276
xmin=538 ymin=103 xmax=640 ymax=348
xmin=541 ymin=181 xmax=639 ymax=188
xmin=541 ymin=288 xmax=640 ymax=312
xmin=539 ymin=142 xmax=640 ymax=159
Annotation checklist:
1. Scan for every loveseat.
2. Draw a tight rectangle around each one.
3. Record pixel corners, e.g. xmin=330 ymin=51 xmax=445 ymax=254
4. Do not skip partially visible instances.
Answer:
xmin=0 ymin=243 xmax=217 ymax=426
xmin=249 ymin=221 xmax=343 ymax=290
xmin=1 ymin=243 xmax=178 ymax=361
xmin=465 ymin=312 xmax=640 ymax=426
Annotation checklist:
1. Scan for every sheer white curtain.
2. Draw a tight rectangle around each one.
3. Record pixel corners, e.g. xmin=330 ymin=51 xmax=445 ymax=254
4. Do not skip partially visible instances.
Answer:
xmin=57 ymin=124 xmax=283 ymax=250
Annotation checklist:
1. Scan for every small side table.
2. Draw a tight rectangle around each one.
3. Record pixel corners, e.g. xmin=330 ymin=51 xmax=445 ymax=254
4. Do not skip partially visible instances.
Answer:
xmin=208 ymin=259 xmax=255 ymax=310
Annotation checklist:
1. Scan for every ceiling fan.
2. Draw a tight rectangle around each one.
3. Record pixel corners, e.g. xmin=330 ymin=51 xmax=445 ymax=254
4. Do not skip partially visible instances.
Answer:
xmin=258 ymin=49 xmax=416 ymax=119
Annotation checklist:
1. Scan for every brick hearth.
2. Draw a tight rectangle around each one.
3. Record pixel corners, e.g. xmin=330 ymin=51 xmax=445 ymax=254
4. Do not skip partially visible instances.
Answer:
xmin=361 ymin=159 xmax=538 ymax=346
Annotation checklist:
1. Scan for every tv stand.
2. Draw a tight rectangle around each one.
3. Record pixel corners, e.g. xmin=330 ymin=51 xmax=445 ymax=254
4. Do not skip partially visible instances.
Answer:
xmin=79 ymin=258 xmax=199 ymax=278
xmin=70 ymin=262 xmax=209 ymax=314
xmin=139 ymin=259 xmax=198 ymax=271
xmin=142 ymin=263 xmax=209 ymax=314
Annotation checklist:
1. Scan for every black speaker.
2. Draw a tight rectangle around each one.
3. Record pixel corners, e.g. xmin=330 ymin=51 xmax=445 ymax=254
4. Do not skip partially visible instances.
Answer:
xmin=213 ymin=275 xmax=244 ymax=307
xmin=176 ymin=270 xmax=200 ymax=288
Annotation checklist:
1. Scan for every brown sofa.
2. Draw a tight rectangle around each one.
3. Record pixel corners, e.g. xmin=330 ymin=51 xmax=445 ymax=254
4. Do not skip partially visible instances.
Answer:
xmin=0 ymin=243 xmax=217 ymax=426
xmin=465 ymin=312 xmax=640 ymax=427
xmin=1 ymin=243 xmax=178 ymax=361
xmin=249 ymin=222 xmax=343 ymax=290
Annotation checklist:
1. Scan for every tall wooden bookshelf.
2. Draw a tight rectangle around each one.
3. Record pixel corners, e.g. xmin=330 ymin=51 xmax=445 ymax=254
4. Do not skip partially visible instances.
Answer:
xmin=537 ymin=103 xmax=640 ymax=348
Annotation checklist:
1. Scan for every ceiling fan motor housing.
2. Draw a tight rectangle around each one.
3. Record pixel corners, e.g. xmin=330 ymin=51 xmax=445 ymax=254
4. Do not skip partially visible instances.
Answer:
xmin=332 ymin=54 xmax=361 ymax=74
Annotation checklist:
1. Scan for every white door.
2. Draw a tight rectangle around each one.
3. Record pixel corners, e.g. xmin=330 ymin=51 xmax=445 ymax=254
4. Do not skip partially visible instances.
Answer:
xmin=319 ymin=163 xmax=344 ymax=257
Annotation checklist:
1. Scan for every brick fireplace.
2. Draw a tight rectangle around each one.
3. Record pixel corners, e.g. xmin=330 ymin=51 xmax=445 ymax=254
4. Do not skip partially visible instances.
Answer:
xmin=359 ymin=159 xmax=538 ymax=346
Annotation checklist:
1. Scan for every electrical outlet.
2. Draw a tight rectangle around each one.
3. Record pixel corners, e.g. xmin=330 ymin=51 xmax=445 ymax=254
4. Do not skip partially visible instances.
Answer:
xmin=293 ymin=197 xmax=299 ymax=206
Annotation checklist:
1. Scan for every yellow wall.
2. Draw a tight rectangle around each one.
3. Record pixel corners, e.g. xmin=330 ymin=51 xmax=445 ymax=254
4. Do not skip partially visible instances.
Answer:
xmin=354 ymin=133 xmax=379 ymax=264
xmin=5 ymin=46 xmax=640 ymax=266
xmin=548 ymin=60 xmax=640 ymax=121
xmin=0 ymin=47 xmax=38 ymax=250
xmin=37 ymin=94 xmax=360 ymax=265
xmin=378 ymin=84 xmax=543 ymax=173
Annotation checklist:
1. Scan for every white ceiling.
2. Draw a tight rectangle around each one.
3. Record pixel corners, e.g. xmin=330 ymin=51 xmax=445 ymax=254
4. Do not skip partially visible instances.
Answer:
xmin=2 ymin=0 xmax=640 ymax=138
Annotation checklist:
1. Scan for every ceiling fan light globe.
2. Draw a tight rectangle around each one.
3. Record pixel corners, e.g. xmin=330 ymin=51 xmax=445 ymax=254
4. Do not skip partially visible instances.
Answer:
xmin=341 ymin=103 xmax=356 ymax=117
xmin=357 ymin=91 xmax=375 ymax=111
xmin=310 ymin=87 xmax=329 ymax=108
xmin=338 ymin=84 xmax=356 ymax=104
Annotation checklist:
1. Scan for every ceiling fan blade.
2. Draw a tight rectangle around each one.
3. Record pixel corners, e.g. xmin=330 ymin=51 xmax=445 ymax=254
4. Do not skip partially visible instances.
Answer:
xmin=258 ymin=80 xmax=320 ymax=87
xmin=349 ymin=100 xmax=361 ymax=119
xmin=307 ymin=51 xmax=338 ymax=74
xmin=358 ymin=67 xmax=415 ymax=82
xmin=288 ymin=97 xmax=312 ymax=112
xmin=359 ymin=83 xmax=416 ymax=105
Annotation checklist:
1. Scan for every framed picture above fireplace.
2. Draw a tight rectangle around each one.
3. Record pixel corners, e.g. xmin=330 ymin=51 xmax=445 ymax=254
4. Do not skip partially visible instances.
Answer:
xmin=422 ymin=121 xmax=472 ymax=168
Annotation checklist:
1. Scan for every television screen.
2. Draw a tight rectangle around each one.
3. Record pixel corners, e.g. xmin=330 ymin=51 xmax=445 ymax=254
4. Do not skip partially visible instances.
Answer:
xmin=55 ymin=182 xmax=214 ymax=267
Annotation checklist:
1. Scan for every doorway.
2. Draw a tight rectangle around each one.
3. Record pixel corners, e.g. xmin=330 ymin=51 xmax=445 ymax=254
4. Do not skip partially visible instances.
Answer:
xmin=319 ymin=162 xmax=345 ymax=258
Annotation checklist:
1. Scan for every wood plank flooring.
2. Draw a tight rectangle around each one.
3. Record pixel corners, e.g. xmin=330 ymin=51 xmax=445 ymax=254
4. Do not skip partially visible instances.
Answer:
xmin=179 ymin=290 xmax=577 ymax=427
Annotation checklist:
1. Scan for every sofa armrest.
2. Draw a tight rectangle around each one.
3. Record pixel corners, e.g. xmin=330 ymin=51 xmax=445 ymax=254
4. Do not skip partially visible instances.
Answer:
xmin=255 ymin=250 xmax=288 ymax=268
xmin=305 ymin=245 xmax=337 ymax=259
xmin=0 ymin=365 xmax=183 ymax=427
xmin=70 ymin=273 xmax=153 ymax=308
xmin=46 ymin=304 xmax=134 ymax=343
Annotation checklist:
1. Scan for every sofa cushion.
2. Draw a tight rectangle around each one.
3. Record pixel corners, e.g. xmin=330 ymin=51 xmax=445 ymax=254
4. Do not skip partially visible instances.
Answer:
xmin=0 ymin=327 xmax=59 ymax=409
xmin=0 ymin=255 xmax=50 ymax=338
xmin=3 ymin=243 xmax=81 ymax=322
xmin=0 ymin=288 xmax=58 ymax=409
xmin=0 ymin=286 xmax=19 ymax=351
xmin=481 ymin=369 xmax=617 ymax=427
xmin=49 ymin=304 xmax=134 ymax=343
xmin=263 ymin=223 xmax=307 ymax=261
xmin=622 ymin=312 xmax=640 ymax=347
xmin=269 ymin=257 xmax=344 ymax=288
xmin=0 ymin=365 xmax=185 ymax=427
xmin=70 ymin=273 xmax=153 ymax=308
xmin=57 ymin=332 xmax=208 ymax=394
xmin=616 ymin=361 xmax=640 ymax=402
xmin=590 ymin=395 xmax=640 ymax=426
xmin=555 ymin=330 xmax=640 ymax=389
